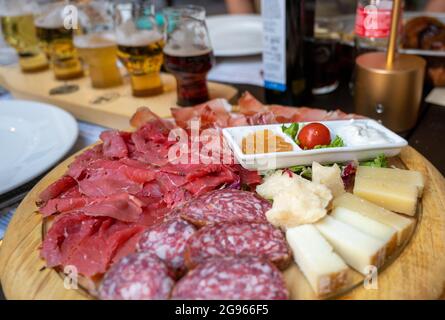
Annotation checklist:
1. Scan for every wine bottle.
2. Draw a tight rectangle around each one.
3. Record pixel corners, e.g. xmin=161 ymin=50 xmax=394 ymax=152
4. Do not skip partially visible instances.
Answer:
xmin=262 ymin=0 xmax=315 ymax=106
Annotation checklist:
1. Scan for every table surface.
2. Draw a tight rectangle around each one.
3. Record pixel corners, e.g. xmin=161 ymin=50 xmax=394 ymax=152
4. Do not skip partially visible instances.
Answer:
xmin=0 ymin=76 xmax=444 ymax=301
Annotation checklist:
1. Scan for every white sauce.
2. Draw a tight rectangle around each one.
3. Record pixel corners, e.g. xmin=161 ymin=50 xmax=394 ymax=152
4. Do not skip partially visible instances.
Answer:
xmin=337 ymin=122 xmax=391 ymax=147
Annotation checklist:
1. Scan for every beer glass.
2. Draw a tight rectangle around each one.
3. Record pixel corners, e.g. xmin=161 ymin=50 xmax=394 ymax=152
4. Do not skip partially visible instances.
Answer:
xmin=163 ymin=5 xmax=214 ymax=106
xmin=35 ymin=1 xmax=84 ymax=80
xmin=74 ymin=1 xmax=122 ymax=88
xmin=0 ymin=0 xmax=49 ymax=73
xmin=115 ymin=1 xmax=164 ymax=97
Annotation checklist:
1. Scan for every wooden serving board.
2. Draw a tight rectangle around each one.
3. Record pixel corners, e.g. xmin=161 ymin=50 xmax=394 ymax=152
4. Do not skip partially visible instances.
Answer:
xmin=0 ymin=146 xmax=444 ymax=300
xmin=0 ymin=65 xmax=237 ymax=129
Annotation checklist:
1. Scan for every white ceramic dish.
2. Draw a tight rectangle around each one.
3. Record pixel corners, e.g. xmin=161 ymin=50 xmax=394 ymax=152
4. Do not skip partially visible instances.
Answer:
xmin=206 ymin=14 xmax=262 ymax=57
xmin=222 ymin=119 xmax=408 ymax=170
xmin=0 ymin=100 xmax=78 ymax=195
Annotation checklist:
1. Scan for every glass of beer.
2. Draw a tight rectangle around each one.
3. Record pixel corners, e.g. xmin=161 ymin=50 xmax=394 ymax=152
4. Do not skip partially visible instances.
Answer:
xmin=0 ymin=0 xmax=49 ymax=73
xmin=35 ymin=2 xmax=84 ymax=80
xmin=163 ymin=5 xmax=214 ymax=106
xmin=74 ymin=2 xmax=122 ymax=89
xmin=114 ymin=1 xmax=164 ymax=97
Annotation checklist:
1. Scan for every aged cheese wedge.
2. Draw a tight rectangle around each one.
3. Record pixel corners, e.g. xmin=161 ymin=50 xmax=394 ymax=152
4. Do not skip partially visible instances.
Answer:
xmin=315 ymin=216 xmax=386 ymax=275
xmin=286 ymin=225 xmax=349 ymax=297
xmin=356 ymin=166 xmax=424 ymax=196
xmin=333 ymin=193 xmax=414 ymax=246
xmin=331 ymin=207 xmax=398 ymax=257
xmin=353 ymin=175 xmax=418 ymax=216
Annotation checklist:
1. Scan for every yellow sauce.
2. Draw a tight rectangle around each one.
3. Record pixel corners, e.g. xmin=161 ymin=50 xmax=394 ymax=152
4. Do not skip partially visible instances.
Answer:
xmin=242 ymin=129 xmax=293 ymax=154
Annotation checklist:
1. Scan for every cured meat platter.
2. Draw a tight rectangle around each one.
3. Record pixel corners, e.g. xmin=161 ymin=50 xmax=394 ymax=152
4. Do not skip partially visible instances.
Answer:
xmin=0 ymin=94 xmax=445 ymax=300
xmin=0 ymin=65 xmax=237 ymax=129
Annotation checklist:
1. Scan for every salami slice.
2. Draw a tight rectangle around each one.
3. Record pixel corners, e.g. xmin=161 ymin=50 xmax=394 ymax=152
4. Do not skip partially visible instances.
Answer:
xmin=137 ymin=218 xmax=196 ymax=276
xmin=171 ymin=257 xmax=289 ymax=300
xmin=184 ymin=222 xmax=291 ymax=270
xmin=98 ymin=252 xmax=174 ymax=300
xmin=179 ymin=189 xmax=271 ymax=227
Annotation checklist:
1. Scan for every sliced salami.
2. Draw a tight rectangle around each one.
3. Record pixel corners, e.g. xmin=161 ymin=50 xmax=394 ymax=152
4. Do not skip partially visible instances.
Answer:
xmin=179 ymin=189 xmax=271 ymax=227
xmin=98 ymin=252 xmax=174 ymax=300
xmin=171 ymin=257 xmax=289 ymax=300
xmin=137 ymin=218 xmax=196 ymax=276
xmin=184 ymin=222 xmax=291 ymax=270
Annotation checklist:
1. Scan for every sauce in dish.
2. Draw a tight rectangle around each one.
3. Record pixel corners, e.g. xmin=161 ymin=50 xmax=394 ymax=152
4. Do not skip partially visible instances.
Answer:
xmin=337 ymin=122 xmax=391 ymax=147
xmin=242 ymin=129 xmax=293 ymax=154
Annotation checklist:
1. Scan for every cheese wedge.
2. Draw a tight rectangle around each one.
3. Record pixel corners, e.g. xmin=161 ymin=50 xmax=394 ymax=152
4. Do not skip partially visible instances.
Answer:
xmin=356 ymin=166 xmax=424 ymax=196
xmin=315 ymin=216 xmax=386 ymax=275
xmin=353 ymin=176 xmax=418 ymax=216
xmin=331 ymin=207 xmax=398 ymax=257
xmin=333 ymin=193 xmax=414 ymax=246
xmin=286 ymin=225 xmax=349 ymax=297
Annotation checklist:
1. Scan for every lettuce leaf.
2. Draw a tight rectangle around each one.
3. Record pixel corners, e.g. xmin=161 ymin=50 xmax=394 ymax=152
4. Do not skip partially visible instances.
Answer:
xmin=313 ymin=135 xmax=345 ymax=149
xmin=281 ymin=123 xmax=299 ymax=140
xmin=360 ymin=154 xmax=388 ymax=168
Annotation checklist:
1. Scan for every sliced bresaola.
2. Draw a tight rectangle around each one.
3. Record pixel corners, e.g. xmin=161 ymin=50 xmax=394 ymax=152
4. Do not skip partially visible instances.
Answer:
xmin=81 ymin=193 xmax=143 ymax=222
xmin=183 ymin=164 xmax=239 ymax=196
xmin=67 ymin=145 xmax=104 ymax=180
xmin=41 ymin=213 xmax=146 ymax=277
xmin=41 ymin=193 xmax=143 ymax=223
xmin=39 ymin=175 xmax=77 ymax=203
xmin=64 ymin=219 xmax=146 ymax=276
xmin=41 ymin=213 xmax=103 ymax=267
xmin=77 ymin=159 xmax=156 ymax=197
xmin=100 ymin=130 xmax=130 ymax=159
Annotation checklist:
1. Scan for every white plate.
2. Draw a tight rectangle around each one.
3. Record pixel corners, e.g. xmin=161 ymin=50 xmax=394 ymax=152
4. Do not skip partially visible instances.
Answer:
xmin=223 ymin=119 xmax=408 ymax=170
xmin=0 ymin=100 xmax=78 ymax=195
xmin=206 ymin=14 xmax=263 ymax=57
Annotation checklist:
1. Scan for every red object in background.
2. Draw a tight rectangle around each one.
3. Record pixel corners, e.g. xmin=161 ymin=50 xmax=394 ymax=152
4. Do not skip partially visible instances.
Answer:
xmin=297 ymin=123 xmax=331 ymax=149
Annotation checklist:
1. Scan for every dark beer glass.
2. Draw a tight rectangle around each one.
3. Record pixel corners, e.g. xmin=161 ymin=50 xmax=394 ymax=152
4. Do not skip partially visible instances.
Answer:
xmin=163 ymin=5 xmax=214 ymax=106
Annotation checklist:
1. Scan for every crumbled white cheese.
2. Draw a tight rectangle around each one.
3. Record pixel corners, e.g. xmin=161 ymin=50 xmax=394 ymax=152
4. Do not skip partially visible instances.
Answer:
xmin=312 ymin=162 xmax=345 ymax=198
xmin=257 ymin=171 xmax=332 ymax=228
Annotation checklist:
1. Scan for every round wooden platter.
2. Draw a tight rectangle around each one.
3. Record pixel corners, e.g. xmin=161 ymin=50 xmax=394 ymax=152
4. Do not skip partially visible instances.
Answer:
xmin=0 ymin=146 xmax=444 ymax=300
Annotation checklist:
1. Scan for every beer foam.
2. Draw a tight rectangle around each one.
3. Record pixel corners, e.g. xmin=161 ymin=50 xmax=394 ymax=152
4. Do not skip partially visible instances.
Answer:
xmin=116 ymin=30 xmax=163 ymax=47
xmin=163 ymin=44 xmax=212 ymax=57
xmin=0 ymin=0 xmax=36 ymax=17
xmin=34 ymin=5 xmax=65 ymax=29
xmin=74 ymin=32 xmax=116 ymax=49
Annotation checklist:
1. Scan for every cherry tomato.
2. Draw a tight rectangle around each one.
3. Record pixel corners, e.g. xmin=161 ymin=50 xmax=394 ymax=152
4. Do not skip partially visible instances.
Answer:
xmin=297 ymin=123 xmax=331 ymax=149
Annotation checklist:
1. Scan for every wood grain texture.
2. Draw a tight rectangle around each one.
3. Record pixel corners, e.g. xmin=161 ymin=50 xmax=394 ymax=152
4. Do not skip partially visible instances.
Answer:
xmin=0 ymin=65 xmax=237 ymax=128
xmin=0 ymin=146 xmax=444 ymax=300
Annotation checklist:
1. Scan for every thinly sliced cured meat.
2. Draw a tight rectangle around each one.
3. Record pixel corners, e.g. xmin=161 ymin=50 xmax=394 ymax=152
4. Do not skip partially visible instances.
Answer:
xmin=78 ymin=159 xmax=156 ymax=197
xmin=40 ymin=196 xmax=89 ymax=217
xmin=130 ymin=107 xmax=175 ymax=131
xmin=99 ymin=252 xmax=174 ymax=300
xmin=171 ymin=98 xmax=232 ymax=129
xmin=41 ymin=213 xmax=100 ymax=267
xmin=39 ymin=175 xmax=77 ymax=203
xmin=64 ymin=220 xmax=145 ymax=276
xmin=184 ymin=222 xmax=291 ymax=270
xmin=67 ymin=145 xmax=103 ymax=179
xmin=238 ymin=92 xmax=268 ymax=116
xmin=171 ymin=257 xmax=289 ymax=300
xmin=40 ymin=193 xmax=144 ymax=223
xmin=137 ymin=218 xmax=196 ymax=276
xmin=81 ymin=193 xmax=143 ymax=223
xmin=100 ymin=130 xmax=129 ymax=159
xmin=179 ymin=189 xmax=271 ymax=227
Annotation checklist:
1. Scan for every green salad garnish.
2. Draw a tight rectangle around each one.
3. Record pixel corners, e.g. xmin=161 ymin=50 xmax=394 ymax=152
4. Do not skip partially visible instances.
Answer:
xmin=360 ymin=154 xmax=388 ymax=168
